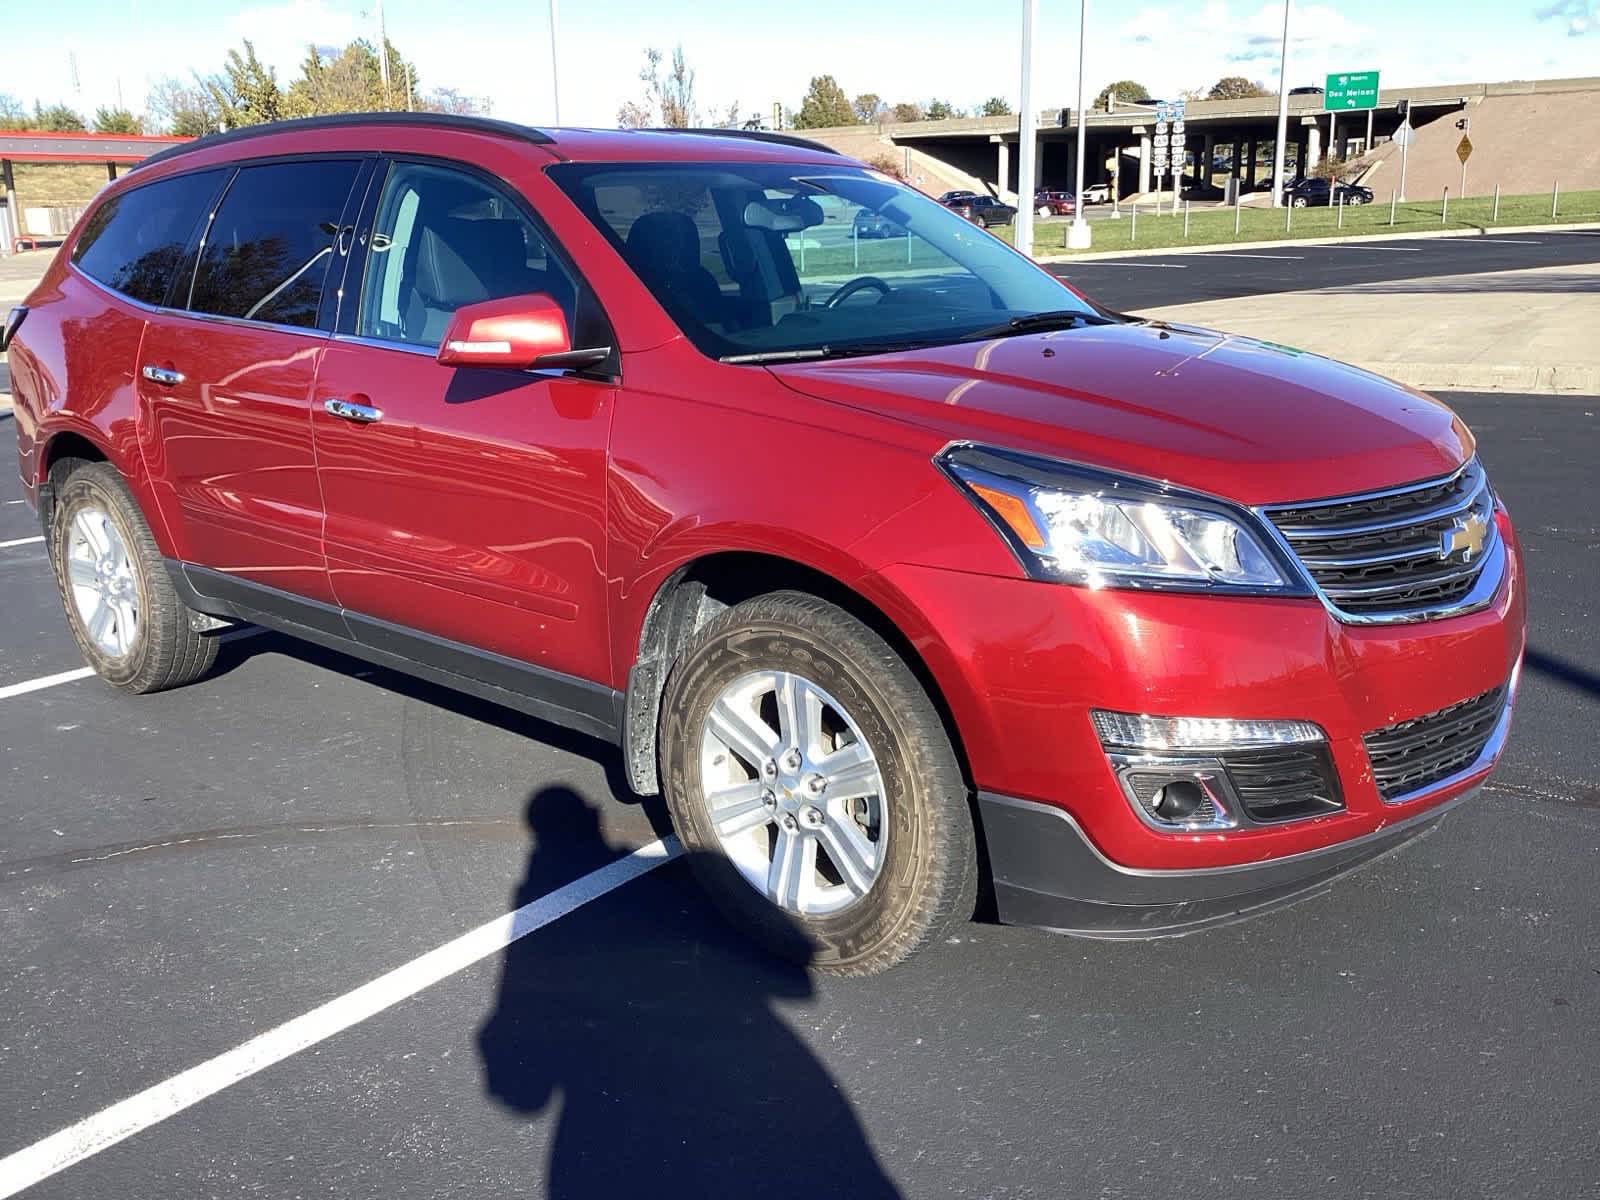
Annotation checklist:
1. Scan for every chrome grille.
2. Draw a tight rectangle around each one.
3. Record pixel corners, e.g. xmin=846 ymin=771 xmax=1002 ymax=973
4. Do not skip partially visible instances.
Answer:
xmin=1362 ymin=686 xmax=1507 ymax=802
xmin=1264 ymin=459 xmax=1499 ymax=620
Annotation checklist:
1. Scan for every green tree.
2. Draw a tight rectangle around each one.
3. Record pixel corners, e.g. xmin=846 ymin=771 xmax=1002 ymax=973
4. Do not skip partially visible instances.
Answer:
xmin=93 ymin=106 xmax=143 ymax=133
xmin=852 ymin=92 xmax=886 ymax=123
xmin=979 ymin=96 xmax=1012 ymax=116
xmin=925 ymin=98 xmax=961 ymax=120
xmin=423 ymin=87 xmax=488 ymax=116
xmin=1093 ymin=79 xmax=1151 ymax=111
xmin=33 ymin=102 xmax=87 ymax=131
xmin=1207 ymin=75 xmax=1268 ymax=100
xmin=793 ymin=75 xmax=858 ymax=128
xmin=285 ymin=39 xmax=421 ymax=116
xmin=205 ymin=41 xmax=283 ymax=128
xmin=890 ymin=101 xmax=924 ymax=123
xmin=0 ymin=93 xmax=32 ymax=128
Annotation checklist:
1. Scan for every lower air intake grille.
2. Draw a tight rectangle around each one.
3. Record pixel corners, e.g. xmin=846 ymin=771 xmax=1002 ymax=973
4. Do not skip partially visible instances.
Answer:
xmin=1221 ymin=745 xmax=1344 ymax=823
xmin=1361 ymin=686 xmax=1507 ymax=802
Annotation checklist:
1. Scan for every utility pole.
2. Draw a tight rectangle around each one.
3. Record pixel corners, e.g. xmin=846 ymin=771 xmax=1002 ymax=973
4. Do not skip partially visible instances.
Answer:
xmin=1015 ymin=0 xmax=1039 ymax=257
xmin=1066 ymin=0 xmax=1092 ymax=249
xmin=1271 ymin=0 xmax=1291 ymax=206
xmin=549 ymin=0 xmax=562 ymax=124
xmin=376 ymin=0 xmax=390 ymax=106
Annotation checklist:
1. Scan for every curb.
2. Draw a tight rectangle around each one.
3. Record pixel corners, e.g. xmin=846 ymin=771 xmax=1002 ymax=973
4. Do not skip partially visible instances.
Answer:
xmin=1036 ymin=221 xmax=1600 ymax=263
xmin=1357 ymin=362 xmax=1600 ymax=397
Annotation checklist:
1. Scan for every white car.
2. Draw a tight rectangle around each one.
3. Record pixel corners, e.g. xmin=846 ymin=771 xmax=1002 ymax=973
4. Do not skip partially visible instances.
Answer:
xmin=1081 ymin=183 xmax=1112 ymax=204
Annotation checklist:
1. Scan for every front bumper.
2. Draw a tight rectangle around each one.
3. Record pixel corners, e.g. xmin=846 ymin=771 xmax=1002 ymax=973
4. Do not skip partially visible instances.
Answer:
xmin=877 ymin=512 xmax=1526 ymax=895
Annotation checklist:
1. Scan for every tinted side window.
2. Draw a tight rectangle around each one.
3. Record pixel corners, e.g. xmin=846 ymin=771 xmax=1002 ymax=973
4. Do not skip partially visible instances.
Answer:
xmin=71 ymin=170 xmax=225 ymax=306
xmin=189 ymin=159 xmax=360 ymax=329
xmin=357 ymin=161 xmax=577 ymax=348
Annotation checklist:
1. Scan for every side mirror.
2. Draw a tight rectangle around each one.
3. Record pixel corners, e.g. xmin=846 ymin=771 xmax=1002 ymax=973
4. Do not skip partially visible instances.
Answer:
xmin=436 ymin=293 xmax=605 ymax=371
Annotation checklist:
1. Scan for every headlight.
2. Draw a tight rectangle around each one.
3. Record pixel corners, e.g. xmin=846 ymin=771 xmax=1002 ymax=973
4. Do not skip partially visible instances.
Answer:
xmin=939 ymin=444 xmax=1306 ymax=594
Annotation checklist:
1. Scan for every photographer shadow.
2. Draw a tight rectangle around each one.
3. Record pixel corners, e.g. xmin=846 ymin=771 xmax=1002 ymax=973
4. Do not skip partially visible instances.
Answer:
xmin=476 ymin=786 xmax=902 ymax=1199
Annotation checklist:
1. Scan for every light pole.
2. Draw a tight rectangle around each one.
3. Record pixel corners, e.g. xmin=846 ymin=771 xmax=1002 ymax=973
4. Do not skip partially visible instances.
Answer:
xmin=1271 ymin=0 xmax=1291 ymax=207
xmin=549 ymin=0 xmax=562 ymax=124
xmin=1066 ymin=0 xmax=1092 ymax=249
xmin=1015 ymin=0 xmax=1039 ymax=257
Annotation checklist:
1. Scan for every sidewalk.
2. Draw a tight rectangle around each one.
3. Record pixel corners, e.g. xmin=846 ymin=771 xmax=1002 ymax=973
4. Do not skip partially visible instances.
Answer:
xmin=1133 ymin=260 xmax=1600 ymax=395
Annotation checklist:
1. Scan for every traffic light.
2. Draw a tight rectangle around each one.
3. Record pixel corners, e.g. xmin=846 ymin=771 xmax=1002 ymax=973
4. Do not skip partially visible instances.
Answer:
xmin=1454 ymin=117 xmax=1470 ymax=131
xmin=1396 ymin=99 xmax=1410 ymax=118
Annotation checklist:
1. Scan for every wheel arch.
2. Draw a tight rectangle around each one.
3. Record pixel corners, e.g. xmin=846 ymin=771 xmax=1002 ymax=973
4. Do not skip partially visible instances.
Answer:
xmin=620 ymin=550 xmax=974 ymax=801
xmin=36 ymin=426 xmax=112 ymax=535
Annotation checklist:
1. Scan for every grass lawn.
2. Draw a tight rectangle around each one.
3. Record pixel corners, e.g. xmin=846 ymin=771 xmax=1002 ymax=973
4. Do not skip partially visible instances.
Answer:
xmin=982 ymin=189 xmax=1600 ymax=255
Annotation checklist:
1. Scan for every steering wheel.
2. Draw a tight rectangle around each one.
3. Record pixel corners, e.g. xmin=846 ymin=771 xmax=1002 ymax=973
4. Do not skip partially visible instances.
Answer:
xmin=823 ymin=275 xmax=892 ymax=309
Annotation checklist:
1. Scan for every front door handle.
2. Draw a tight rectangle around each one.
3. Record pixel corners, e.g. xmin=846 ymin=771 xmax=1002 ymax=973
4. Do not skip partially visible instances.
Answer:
xmin=140 ymin=364 xmax=184 ymax=386
xmin=324 ymin=398 xmax=384 ymax=424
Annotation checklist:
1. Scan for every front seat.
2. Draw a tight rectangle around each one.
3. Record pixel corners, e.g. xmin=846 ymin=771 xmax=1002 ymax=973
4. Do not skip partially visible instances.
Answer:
xmin=404 ymin=216 xmax=536 ymax=345
xmin=624 ymin=211 xmax=727 ymax=326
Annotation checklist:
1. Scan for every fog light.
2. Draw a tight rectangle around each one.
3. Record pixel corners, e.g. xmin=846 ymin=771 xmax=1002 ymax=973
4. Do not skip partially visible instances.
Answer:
xmin=1092 ymin=709 xmax=1333 ymax=833
xmin=1151 ymin=780 xmax=1205 ymax=821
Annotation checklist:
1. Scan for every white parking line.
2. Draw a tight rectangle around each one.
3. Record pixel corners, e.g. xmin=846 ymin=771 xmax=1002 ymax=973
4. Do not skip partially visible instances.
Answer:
xmin=0 ymin=835 xmax=680 ymax=1198
xmin=1465 ymin=238 xmax=1543 ymax=244
xmin=1323 ymin=243 xmax=1425 ymax=252
xmin=0 ymin=535 xmax=43 ymax=549
xmin=1195 ymin=252 xmax=1304 ymax=260
xmin=0 ymin=629 xmax=264 ymax=702
xmin=1064 ymin=261 xmax=1189 ymax=269
xmin=0 ymin=666 xmax=94 ymax=701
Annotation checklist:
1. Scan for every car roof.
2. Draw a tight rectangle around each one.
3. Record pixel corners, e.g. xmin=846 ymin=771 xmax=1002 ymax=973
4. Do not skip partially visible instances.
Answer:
xmin=131 ymin=112 xmax=847 ymax=175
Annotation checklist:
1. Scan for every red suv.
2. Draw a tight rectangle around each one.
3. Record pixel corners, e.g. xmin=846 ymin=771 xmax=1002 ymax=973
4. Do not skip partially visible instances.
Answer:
xmin=3 ymin=115 xmax=1524 ymax=974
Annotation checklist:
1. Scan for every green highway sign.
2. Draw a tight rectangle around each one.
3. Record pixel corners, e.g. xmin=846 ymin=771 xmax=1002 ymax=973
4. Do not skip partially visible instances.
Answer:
xmin=1325 ymin=70 xmax=1380 ymax=110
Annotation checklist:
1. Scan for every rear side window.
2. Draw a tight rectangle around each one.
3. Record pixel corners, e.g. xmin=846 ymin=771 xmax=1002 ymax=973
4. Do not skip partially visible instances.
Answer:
xmin=189 ymin=159 xmax=361 ymax=329
xmin=71 ymin=170 xmax=225 ymax=306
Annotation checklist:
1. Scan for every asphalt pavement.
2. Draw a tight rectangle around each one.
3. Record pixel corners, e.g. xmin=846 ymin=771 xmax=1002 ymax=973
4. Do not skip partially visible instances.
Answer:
xmin=1047 ymin=227 xmax=1600 ymax=310
xmin=2 ymin=263 xmax=1599 ymax=1196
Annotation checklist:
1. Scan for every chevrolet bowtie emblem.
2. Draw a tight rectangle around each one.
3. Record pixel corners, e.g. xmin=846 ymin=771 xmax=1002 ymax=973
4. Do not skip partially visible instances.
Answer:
xmin=1440 ymin=513 xmax=1488 ymax=563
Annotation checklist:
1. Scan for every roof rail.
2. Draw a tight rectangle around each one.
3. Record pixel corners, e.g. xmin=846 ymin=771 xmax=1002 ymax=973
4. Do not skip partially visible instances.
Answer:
xmin=645 ymin=127 xmax=843 ymax=155
xmin=130 ymin=112 xmax=558 ymax=172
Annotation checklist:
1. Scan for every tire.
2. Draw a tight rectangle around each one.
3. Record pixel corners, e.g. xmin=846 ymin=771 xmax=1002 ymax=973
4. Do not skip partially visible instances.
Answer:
xmin=48 ymin=461 xmax=220 ymax=693
xmin=658 ymin=591 xmax=978 ymax=976
xmin=1293 ymin=196 xmax=1308 ymax=208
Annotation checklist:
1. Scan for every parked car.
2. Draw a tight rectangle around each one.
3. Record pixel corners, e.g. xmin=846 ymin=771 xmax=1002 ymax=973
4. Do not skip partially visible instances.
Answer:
xmin=942 ymin=194 xmax=1017 ymax=227
xmin=1288 ymin=86 xmax=1325 ymax=96
xmin=4 ymin=115 xmax=1524 ymax=975
xmin=1080 ymin=182 xmax=1112 ymax=204
xmin=1288 ymin=177 xmax=1375 ymax=207
xmin=1032 ymin=191 xmax=1076 ymax=217
xmin=938 ymin=189 xmax=980 ymax=204
xmin=852 ymin=208 xmax=907 ymax=239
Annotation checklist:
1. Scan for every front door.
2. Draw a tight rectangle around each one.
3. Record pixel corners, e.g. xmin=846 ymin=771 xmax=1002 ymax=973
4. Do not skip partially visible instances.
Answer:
xmin=137 ymin=157 xmax=365 ymax=605
xmin=312 ymin=158 xmax=616 ymax=687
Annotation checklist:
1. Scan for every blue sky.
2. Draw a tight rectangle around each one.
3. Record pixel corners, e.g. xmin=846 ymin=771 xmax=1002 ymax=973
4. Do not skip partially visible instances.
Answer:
xmin=7 ymin=0 xmax=1598 ymax=129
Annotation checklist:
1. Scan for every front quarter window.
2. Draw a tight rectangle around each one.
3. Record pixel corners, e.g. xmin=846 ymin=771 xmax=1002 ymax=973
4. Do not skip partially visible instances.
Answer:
xmin=550 ymin=161 xmax=1097 ymax=361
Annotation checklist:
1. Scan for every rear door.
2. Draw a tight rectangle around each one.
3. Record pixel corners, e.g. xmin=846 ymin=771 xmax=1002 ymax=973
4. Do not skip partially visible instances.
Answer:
xmin=136 ymin=156 xmax=366 ymax=608
xmin=310 ymin=156 xmax=617 ymax=695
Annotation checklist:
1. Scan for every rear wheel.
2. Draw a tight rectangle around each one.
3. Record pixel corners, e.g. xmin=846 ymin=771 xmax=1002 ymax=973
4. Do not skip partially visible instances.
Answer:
xmin=48 ymin=462 xmax=220 ymax=692
xmin=658 ymin=591 xmax=977 ymax=976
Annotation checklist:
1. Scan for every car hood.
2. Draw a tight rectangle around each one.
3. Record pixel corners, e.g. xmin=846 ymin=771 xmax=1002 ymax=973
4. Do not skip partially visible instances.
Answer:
xmin=768 ymin=321 xmax=1472 ymax=505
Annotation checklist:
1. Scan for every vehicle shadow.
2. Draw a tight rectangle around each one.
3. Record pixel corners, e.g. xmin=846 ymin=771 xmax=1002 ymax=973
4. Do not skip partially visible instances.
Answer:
xmin=475 ymin=785 xmax=904 ymax=1199
xmin=1525 ymin=644 xmax=1600 ymax=704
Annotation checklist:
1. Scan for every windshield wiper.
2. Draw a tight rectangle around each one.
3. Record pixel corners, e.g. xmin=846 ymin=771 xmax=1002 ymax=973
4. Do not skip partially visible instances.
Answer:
xmin=720 ymin=340 xmax=949 ymax=365
xmin=959 ymin=309 xmax=1119 ymax=341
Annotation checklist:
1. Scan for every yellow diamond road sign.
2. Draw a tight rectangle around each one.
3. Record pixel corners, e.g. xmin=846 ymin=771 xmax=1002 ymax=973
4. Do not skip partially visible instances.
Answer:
xmin=1457 ymin=135 xmax=1473 ymax=164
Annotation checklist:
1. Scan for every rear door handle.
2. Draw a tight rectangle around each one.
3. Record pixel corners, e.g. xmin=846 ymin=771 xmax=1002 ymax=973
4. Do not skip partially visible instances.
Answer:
xmin=324 ymin=398 xmax=384 ymax=424
xmin=140 ymin=365 xmax=184 ymax=386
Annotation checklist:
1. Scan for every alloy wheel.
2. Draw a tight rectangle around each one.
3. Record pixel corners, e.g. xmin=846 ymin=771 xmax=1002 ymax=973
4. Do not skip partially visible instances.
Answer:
xmin=699 ymin=670 xmax=888 ymax=916
xmin=65 ymin=506 xmax=140 ymax=657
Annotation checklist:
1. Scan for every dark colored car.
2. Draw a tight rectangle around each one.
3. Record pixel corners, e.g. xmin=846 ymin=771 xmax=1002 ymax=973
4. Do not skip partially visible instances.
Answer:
xmin=1288 ymin=177 xmax=1375 ymax=206
xmin=938 ymin=189 xmax=980 ymax=204
xmin=852 ymin=208 xmax=907 ymax=239
xmin=4 ymin=115 xmax=1524 ymax=975
xmin=942 ymin=194 xmax=1017 ymax=227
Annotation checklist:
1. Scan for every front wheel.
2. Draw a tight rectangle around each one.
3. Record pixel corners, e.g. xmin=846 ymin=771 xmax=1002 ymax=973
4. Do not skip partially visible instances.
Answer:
xmin=1292 ymin=196 xmax=1309 ymax=208
xmin=658 ymin=592 xmax=977 ymax=976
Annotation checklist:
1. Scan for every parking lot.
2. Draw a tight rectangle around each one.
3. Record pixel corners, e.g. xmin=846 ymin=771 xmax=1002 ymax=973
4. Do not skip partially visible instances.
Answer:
xmin=3 ymin=241 xmax=1599 ymax=1198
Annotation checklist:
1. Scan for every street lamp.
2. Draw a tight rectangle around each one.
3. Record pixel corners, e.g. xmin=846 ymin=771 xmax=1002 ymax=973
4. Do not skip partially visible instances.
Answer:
xmin=1066 ymin=0 xmax=1092 ymax=249
xmin=1015 ymin=0 xmax=1039 ymax=258
xmin=549 ymin=0 xmax=562 ymax=124
xmin=1271 ymin=0 xmax=1291 ymax=207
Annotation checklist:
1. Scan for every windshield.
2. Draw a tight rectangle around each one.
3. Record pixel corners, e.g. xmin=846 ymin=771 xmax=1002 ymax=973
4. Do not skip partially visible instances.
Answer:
xmin=548 ymin=162 xmax=1100 ymax=361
